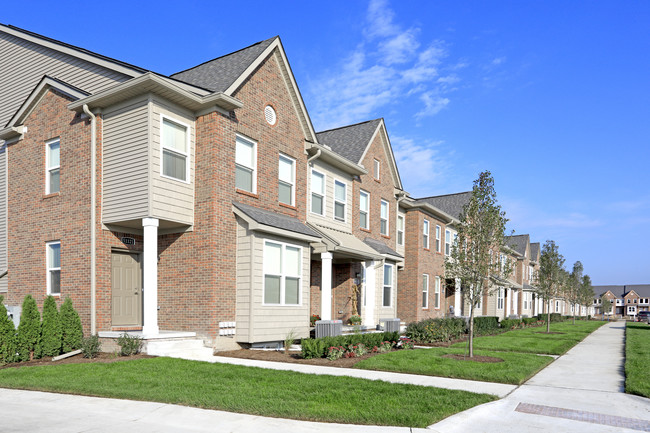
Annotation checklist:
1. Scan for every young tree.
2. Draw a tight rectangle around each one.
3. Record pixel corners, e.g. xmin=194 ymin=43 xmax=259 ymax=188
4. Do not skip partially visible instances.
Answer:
xmin=40 ymin=295 xmax=62 ymax=357
xmin=0 ymin=296 xmax=17 ymax=363
xmin=445 ymin=171 xmax=512 ymax=357
xmin=60 ymin=297 xmax=83 ymax=352
xmin=17 ymin=295 xmax=41 ymax=361
xmin=565 ymin=261 xmax=584 ymax=324
xmin=579 ymin=274 xmax=595 ymax=317
xmin=600 ymin=294 xmax=612 ymax=319
xmin=536 ymin=240 xmax=565 ymax=333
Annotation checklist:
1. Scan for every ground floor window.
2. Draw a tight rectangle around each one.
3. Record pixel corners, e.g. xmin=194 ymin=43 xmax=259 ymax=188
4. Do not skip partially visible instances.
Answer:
xmin=434 ymin=276 xmax=441 ymax=309
xmin=497 ymin=288 xmax=504 ymax=309
xmin=46 ymin=241 xmax=61 ymax=295
xmin=383 ymin=264 xmax=393 ymax=307
xmin=263 ymin=240 xmax=301 ymax=305
xmin=422 ymin=274 xmax=429 ymax=308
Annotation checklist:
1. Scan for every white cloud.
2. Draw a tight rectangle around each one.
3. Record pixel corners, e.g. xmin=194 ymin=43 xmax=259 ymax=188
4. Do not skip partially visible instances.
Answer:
xmin=416 ymin=92 xmax=450 ymax=118
xmin=492 ymin=56 xmax=506 ymax=65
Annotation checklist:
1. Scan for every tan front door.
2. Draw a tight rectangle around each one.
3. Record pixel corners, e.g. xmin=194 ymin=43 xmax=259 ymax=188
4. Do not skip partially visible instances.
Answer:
xmin=111 ymin=251 xmax=142 ymax=327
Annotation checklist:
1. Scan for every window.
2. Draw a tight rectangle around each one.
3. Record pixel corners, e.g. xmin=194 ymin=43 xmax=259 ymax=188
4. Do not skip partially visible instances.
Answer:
xmin=422 ymin=274 xmax=429 ymax=308
xmin=263 ymin=241 xmax=301 ymax=305
xmin=435 ymin=225 xmax=441 ymax=252
xmin=529 ymin=265 xmax=534 ymax=281
xmin=445 ymin=230 xmax=451 ymax=255
xmin=46 ymin=138 xmax=60 ymax=194
xmin=383 ymin=264 xmax=393 ymax=307
xmin=373 ymin=159 xmax=380 ymax=180
xmin=434 ymin=276 xmax=441 ymax=309
xmin=397 ymin=215 xmax=404 ymax=246
xmin=555 ymin=300 xmax=560 ymax=313
xmin=235 ymin=135 xmax=256 ymax=192
xmin=360 ymin=190 xmax=369 ymax=229
xmin=497 ymin=288 xmax=504 ymax=309
xmin=423 ymin=220 xmax=430 ymax=249
xmin=334 ymin=180 xmax=346 ymax=221
xmin=380 ymin=200 xmax=389 ymax=235
xmin=524 ymin=293 xmax=529 ymax=310
xmin=161 ymin=117 xmax=189 ymax=182
xmin=310 ymin=170 xmax=325 ymax=215
xmin=278 ymin=154 xmax=295 ymax=206
xmin=46 ymin=241 xmax=61 ymax=295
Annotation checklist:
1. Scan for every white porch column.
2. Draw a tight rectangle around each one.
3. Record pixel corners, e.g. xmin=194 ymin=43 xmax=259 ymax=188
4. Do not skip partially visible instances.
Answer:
xmin=454 ymin=278 xmax=461 ymax=316
xmin=320 ymin=252 xmax=333 ymax=320
xmin=363 ymin=261 xmax=376 ymax=327
xmin=506 ymin=288 xmax=512 ymax=316
xmin=513 ymin=290 xmax=519 ymax=316
xmin=142 ymin=217 xmax=159 ymax=336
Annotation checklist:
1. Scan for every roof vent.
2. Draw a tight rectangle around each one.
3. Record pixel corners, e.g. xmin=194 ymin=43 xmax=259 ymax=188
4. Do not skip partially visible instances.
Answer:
xmin=264 ymin=105 xmax=277 ymax=125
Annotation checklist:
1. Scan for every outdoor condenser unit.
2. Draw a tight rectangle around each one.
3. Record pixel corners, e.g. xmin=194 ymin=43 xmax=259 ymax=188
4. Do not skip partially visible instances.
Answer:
xmin=315 ymin=320 xmax=342 ymax=338
xmin=379 ymin=318 xmax=401 ymax=333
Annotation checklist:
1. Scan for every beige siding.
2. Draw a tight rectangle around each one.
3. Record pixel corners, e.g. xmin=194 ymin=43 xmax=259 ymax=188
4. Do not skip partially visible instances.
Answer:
xmin=149 ymin=97 xmax=194 ymax=225
xmin=396 ymin=208 xmax=405 ymax=255
xmin=307 ymin=160 xmax=353 ymax=232
xmin=102 ymin=96 xmax=150 ymax=223
xmin=235 ymin=219 xmax=252 ymax=342
xmin=0 ymin=145 xmax=6 ymax=279
xmin=376 ymin=261 xmax=398 ymax=320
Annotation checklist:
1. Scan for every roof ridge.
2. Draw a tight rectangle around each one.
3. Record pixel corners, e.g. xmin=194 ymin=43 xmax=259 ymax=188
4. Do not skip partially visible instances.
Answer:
xmin=415 ymin=191 xmax=472 ymax=200
xmin=170 ymin=36 xmax=278 ymax=77
xmin=316 ymin=118 xmax=382 ymax=135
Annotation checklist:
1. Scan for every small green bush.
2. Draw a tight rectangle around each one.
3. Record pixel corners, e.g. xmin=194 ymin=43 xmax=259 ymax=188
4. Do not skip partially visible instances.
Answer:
xmin=60 ymin=297 xmax=83 ymax=352
xmin=40 ymin=296 xmax=62 ymax=357
xmin=17 ymin=295 xmax=41 ymax=361
xmin=0 ymin=296 xmax=17 ymax=363
xmin=522 ymin=317 xmax=538 ymax=325
xmin=500 ymin=319 xmax=522 ymax=330
xmin=81 ymin=335 xmax=101 ymax=358
xmin=473 ymin=316 xmax=499 ymax=335
xmin=116 ymin=333 xmax=143 ymax=356
xmin=301 ymin=331 xmax=399 ymax=359
xmin=405 ymin=317 xmax=466 ymax=343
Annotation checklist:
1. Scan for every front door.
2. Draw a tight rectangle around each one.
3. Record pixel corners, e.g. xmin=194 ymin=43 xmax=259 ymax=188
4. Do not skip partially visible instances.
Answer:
xmin=111 ymin=251 xmax=142 ymax=327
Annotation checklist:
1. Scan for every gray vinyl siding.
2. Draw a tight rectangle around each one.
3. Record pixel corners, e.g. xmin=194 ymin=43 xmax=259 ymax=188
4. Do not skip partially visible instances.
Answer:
xmin=149 ymin=97 xmax=194 ymax=225
xmin=102 ymin=97 xmax=150 ymax=223
xmin=0 ymin=31 xmax=132 ymax=127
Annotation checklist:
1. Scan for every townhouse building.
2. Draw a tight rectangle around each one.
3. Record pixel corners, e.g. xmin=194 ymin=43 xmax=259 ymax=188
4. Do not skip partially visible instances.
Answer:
xmin=593 ymin=285 xmax=650 ymax=318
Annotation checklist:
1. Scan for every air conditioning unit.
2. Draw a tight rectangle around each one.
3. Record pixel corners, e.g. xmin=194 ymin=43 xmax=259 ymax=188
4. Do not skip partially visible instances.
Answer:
xmin=315 ymin=320 xmax=342 ymax=338
xmin=379 ymin=318 xmax=401 ymax=333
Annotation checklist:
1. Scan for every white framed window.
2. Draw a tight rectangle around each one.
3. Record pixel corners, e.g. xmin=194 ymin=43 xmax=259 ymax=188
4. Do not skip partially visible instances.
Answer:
xmin=334 ymin=180 xmax=346 ymax=221
xmin=278 ymin=154 xmax=295 ymax=206
xmin=263 ymin=240 xmax=302 ymax=305
xmin=380 ymin=200 xmax=389 ymax=235
xmin=373 ymin=159 xmax=380 ymax=180
xmin=46 ymin=241 xmax=61 ymax=295
xmin=46 ymin=138 xmax=60 ymax=194
xmin=310 ymin=170 xmax=325 ymax=215
xmin=423 ymin=219 xmax=430 ymax=249
xmin=529 ymin=265 xmax=533 ymax=281
xmin=434 ymin=276 xmax=441 ymax=309
xmin=383 ymin=263 xmax=393 ymax=307
xmin=435 ymin=225 xmax=441 ymax=252
xmin=397 ymin=215 xmax=404 ymax=246
xmin=497 ymin=288 xmax=504 ymax=309
xmin=235 ymin=135 xmax=257 ymax=192
xmin=360 ymin=190 xmax=370 ymax=229
xmin=555 ymin=300 xmax=560 ymax=312
xmin=422 ymin=274 xmax=429 ymax=308
xmin=445 ymin=229 xmax=451 ymax=255
xmin=161 ymin=116 xmax=190 ymax=182
xmin=524 ymin=293 xmax=529 ymax=310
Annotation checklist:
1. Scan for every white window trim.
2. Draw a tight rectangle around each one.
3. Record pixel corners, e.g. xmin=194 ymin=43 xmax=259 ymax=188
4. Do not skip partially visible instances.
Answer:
xmin=382 ymin=263 xmax=394 ymax=307
xmin=445 ymin=229 xmax=451 ymax=255
xmin=497 ymin=288 xmax=504 ymax=309
xmin=422 ymin=274 xmax=429 ymax=309
xmin=160 ymin=114 xmax=191 ymax=184
xmin=46 ymin=241 xmax=61 ymax=296
xmin=373 ymin=159 xmax=380 ymax=180
xmin=235 ymin=134 xmax=257 ymax=193
xmin=435 ymin=225 xmax=441 ymax=252
xmin=45 ymin=138 xmax=60 ymax=194
xmin=278 ymin=153 xmax=296 ymax=206
xmin=262 ymin=240 xmax=302 ymax=306
xmin=333 ymin=179 xmax=347 ymax=222
xmin=310 ymin=169 xmax=326 ymax=216
xmin=434 ymin=276 xmax=441 ymax=309
xmin=423 ymin=219 xmax=430 ymax=249
xmin=397 ymin=215 xmax=404 ymax=246
xmin=380 ymin=199 xmax=389 ymax=236
xmin=360 ymin=190 xmax=370 ymax=230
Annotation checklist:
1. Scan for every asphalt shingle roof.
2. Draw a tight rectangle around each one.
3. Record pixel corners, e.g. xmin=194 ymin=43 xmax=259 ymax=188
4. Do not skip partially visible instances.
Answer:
xmin=530 ymin=243 xmax=540 ymax=262
xmin=505 ymin=234 xmax=529 ymax=256
xmin=363 ymin=237 xmax=403 ymax=258
xmin=315 ymin=119 xmax=382 ymax=164
xmin=594 ymin=285 xmax=650 ymax=298
xmin=415 ymin=192 xmax=472 ymax=220
xmin=170 ymin=37 xmax=277 ymax=93
xmin=232 ymin=201 xmax=320 ymax=238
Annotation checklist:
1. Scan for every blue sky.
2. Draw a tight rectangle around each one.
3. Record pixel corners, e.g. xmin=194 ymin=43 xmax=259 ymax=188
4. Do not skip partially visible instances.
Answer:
xmin=4 ymin=1 xmax=649 ymax=285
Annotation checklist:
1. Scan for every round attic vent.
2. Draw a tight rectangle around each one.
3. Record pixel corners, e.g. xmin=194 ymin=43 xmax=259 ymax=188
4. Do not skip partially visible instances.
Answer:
xmin=264 ymin=105 xmax=277 ymax=125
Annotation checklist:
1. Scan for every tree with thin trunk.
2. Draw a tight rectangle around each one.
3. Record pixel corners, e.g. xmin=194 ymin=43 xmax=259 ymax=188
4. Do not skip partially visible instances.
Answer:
xmin=600 ymin=294 xmax=612 ymax=319
xmin=445 ymin=171 xmax=512 ymax=357
xmin=579 ymin=275 xmax=594 ymax=317
xmin=565 ymin=261 xmax=584 ymax=324
xmin=536 ymin=240 xmax=565 ymax=333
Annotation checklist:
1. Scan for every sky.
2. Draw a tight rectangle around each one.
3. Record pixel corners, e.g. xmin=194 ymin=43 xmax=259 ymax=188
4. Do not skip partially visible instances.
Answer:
xmin=3 ymin=1 xmax=649 ymax=285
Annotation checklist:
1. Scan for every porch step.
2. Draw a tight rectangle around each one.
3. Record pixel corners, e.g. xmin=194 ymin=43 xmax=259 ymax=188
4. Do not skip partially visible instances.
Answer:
xmin=145 ymin=338 xmax=213 ymax=360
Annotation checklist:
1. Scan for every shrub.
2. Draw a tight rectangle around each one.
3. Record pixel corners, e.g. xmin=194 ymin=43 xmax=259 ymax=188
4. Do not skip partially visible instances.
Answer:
xmin=326 ymin=346 xmax=345 ymax=360
xmin=348 ymin=315 xmax=362 ymax=325
xmin=81 ymin=335 xmax=101 ymax=358
xmin=523 ymin=317 xmax=538 ymax=326
xmin=378 ymin=340 xmax=394 ymax=353
xmin=500 ymin=319 xmax=522 ymax=330
xmin=309 ymin=314 xmax=320 ymax=327
xmin=0 ymin=296 xmax=17 ymax=363
xmin=40 ymin=296 xmax=62 ymax=357
xmin=301 ymin=331 xmax=399 ymax=359
xmin=405 ymin=317 xmax=466 ymax=343
xmin=473 ymin=316 xmax=499 ymax=335
xmin=399 ymin=337 xmax=414 ymax=350
xmin=116 ymin=333 xmax=143 ymax=356
xmin=17 ymin=295 xmax=41 ymax=361
xmin=60 ymin=297 xmax=83 ymax=352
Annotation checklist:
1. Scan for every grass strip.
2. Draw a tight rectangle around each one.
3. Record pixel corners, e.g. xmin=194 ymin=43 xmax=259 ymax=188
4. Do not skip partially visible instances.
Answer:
xmin=625 ymin=322 xmax=650 ymax=398
xmin=0 ymin=357 xmax=495 ymax=427
xmin=355 ymin=347 xmax=553 ymax=384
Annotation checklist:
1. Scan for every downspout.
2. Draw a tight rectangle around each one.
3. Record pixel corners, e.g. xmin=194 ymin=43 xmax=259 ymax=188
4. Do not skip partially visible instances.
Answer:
xmin=307 ymin=148 xmax=321 ymax=163
xmin=82 ymin=104 xmax=97 ymax=335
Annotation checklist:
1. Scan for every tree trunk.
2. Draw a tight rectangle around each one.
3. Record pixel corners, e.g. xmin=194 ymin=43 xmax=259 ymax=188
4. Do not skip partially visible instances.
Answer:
xmin=572 ymin=308 xmax=576 ymax=325
xmin=468 ymin=307 xmax=474 ymax=358
xmin=546 ymin=299 xmax=551 ymax=333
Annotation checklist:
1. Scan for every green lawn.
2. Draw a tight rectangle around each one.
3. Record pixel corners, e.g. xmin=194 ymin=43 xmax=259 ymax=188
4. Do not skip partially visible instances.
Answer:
xmin=625 ymin=322 xmax=650 ymax=398
xmin=355 ymin=347 xmax=553 ymax=384
xmin=451 ymin=321 xmax=606 ymax=355
xmin=0 ymin=357 xmax=495 ymax=428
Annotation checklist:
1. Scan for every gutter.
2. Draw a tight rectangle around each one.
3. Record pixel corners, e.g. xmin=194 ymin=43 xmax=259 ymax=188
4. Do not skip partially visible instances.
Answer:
xmin=82 ymin=104 xmax=97 ymax=335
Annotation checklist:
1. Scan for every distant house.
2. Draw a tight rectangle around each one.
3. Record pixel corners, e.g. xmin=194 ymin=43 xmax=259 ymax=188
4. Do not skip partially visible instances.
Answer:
xmin=593 ymin=285 xmax=650 ymax=318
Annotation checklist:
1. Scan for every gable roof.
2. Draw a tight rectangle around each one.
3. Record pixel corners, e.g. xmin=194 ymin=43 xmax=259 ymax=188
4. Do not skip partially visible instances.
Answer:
xmin=316 ymin=119 xmax=383 ymax=164
xmin=505 ymin=234 xmax=530 ymax=257
xmin=625 ymin=285 xmax=650 ymax=298
xmin=415 ymin=191 xmax=472 ymax=220
xmin=530 ymin=242 xmax=540 ymax=262
xmin=171 ymin=37 xmax=277 ymax=93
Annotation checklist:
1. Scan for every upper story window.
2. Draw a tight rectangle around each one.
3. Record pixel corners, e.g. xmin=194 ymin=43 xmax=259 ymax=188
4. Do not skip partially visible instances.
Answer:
xmin=397 ymin=215 xmax=404 ymax=246
xmin=373 ymin=159 xmax=380 ymax=180
xmin=423 ymin=219 xmax=430 ymax=249
xmin=435 ymin=225 xmax=441 ymax=252
xmin=360 ymin=190 xmax=369 ymax=230
xmin=380 ymin=200 xmax=389 ymax=235
xmin=46 ymin=241 xmax=61 ymax=295
xmin=263 ymin=240 xmax=301 ymax=305
xmin=311 ymin=170 xmax=325 ymax=215
xmin=46 ymin=138 xmax=60 ymax=194
xmin=422 ymin=274 xmax=429 ymax=308
xmin=445 ymin=229 xmax=451 ymax=255
xmin=529 ymin=265 xmax=534 ymax=281
xmin=383 ymin=263 xmax=393 ymax=307
xmin=235 ymin=135 xmax=257 ymax=193
xmin=334 ymin=180 xmax=346 ymax=221
xmin=278 ymin=154 xmax=295 ymax=206
xmin=161 ymin=117 xmax=189 ymax=182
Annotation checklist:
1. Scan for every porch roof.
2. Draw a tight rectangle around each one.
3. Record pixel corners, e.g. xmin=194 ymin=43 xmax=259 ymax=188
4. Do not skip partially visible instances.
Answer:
xmin=309 ymin=224 xmax=383 ymax=261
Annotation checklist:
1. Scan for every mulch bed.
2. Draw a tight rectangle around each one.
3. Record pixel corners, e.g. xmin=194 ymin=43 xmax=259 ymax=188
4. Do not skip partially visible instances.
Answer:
xmin=214 ymin=349 xmax=374 ymax=368
xmin=0 ymin=352 xmax=154 ymax=370
xmin=441 ymin=354 xmax=504 ymax=363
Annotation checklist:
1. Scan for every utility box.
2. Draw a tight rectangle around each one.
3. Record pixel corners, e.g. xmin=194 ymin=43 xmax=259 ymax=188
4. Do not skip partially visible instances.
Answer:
xmin=315 ymin=320 xmax=342 ymax=338
xmin=379 ymin=318 xmax=401 ymax=333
